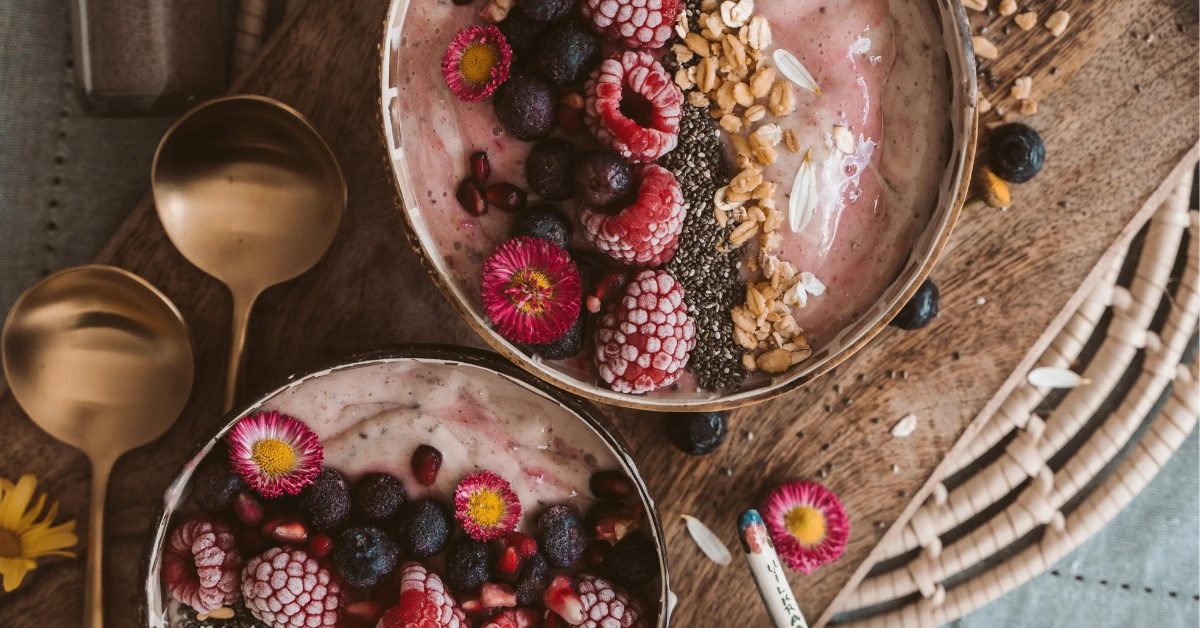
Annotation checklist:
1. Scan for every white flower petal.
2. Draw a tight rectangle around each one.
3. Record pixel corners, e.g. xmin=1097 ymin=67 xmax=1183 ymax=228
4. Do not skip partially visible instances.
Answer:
xmin=1027 ymin=366 xmax=1090 ymax=389
xmin=682 ymin=514 xmax=733 ymax=566
xmin=788 ymin=149 xmax=817 ymax=233
xmin=772 ymin=48 xmax=821 ymax=95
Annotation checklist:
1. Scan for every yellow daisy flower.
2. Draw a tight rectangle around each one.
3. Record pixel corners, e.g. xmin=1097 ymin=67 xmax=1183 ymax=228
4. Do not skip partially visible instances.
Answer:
xmin=0 ymin=474 xmax=77 ymax=592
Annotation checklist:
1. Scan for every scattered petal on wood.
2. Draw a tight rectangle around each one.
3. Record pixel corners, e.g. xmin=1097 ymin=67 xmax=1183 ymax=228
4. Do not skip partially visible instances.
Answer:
xmin=681 ymin=514 xmax=732 ymax=566
xmin=789 ymin=149 xmax=817 ymax=232
xmin=772 ymin=49 xmax=821 ymax=94
xmin=891 ymin=414 xmax=917 ymax=438
xmin=1027 ymin=366 xmax=1090 ymax=388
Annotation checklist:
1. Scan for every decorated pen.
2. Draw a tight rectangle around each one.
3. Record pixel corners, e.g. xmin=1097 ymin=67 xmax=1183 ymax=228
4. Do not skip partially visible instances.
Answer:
xmin=738 ymin=509 xmax=809 ymax=628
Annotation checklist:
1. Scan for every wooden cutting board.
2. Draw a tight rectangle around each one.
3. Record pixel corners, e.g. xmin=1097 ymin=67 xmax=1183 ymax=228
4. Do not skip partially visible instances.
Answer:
xmin=0 ymin=0 xmax=1194 ymax=626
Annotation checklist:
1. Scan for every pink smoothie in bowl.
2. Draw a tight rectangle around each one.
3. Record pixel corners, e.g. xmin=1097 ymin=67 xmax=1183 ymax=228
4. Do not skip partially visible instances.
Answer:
xmin=380 ymin=0 xmax=976 ymax=409
xmin=141 ymin=348 xmax=670 ymax=628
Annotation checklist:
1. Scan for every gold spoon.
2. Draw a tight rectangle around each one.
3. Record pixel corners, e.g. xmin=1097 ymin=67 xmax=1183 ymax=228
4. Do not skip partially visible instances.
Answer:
xmin=2 ymin=265 xmax=194 ymax=628
xmin=152 ymin=95 xmax=346 ymax=412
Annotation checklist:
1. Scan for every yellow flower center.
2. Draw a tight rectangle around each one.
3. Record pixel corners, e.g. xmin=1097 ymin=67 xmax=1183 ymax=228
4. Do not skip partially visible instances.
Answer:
xmin=784 ymin=506 xmax=825 ymax=546
xmin=460 ymin=43 xmax=499 ymax=85
xmin=251 ymin=439 xmax=296 ymax=477
xmin=466 ymin=490 xmax=505 ymax=528
xmin=506 ymin=268 xmax=554 ymax=314
xmin=0 ymin=529 xmax=20 ymax=559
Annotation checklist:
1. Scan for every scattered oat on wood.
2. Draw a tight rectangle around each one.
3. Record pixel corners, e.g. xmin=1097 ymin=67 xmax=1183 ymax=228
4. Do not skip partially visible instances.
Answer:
xmin=1014 ymin=11 xmax=1037 ymax=30
xmin=1046 ymin=10 xmax=1069 ymax=37
xmin=998 ymin=0 xmax=1017 ymax=16
xmin=1011 ymin=75 xmax=1033 ymax=100
xmin=962 ymin=0 xmax=987 ymax=11
xmin=973 ymin=36 xmax=999 ymax=60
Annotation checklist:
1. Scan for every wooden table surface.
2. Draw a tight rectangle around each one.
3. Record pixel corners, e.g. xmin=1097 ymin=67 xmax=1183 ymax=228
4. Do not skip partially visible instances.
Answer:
xmin=0 ymin=0 xmax=1194 ymax=626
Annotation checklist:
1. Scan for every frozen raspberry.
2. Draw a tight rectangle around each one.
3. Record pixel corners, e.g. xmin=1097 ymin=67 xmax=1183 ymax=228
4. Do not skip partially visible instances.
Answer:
xmin=585 ymin=52 xmax=681 ymax=163
xmin=580 ymin=0 xmax=679 ymax=49
xmin=381 ymin=562 xmax=468 ymax=628
xmin=162 ymin=516 xmax=243 ymax=613
xmin=581 ymin=164 xmax=683 ymax=267
xmin=594 ymin=270 xmax=695 ymax=394
xmin=481 ymin=608 xmax=538 ymax=628
xmin=241 ymin=547 xmax=345 ymax=628
xmin=575 ymin=575 xmax=647 ymax=628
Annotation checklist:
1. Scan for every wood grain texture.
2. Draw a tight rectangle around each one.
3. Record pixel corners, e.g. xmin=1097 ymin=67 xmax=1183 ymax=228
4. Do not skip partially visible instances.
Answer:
xmin=0 ymin=0 xmax=1193 ymax=626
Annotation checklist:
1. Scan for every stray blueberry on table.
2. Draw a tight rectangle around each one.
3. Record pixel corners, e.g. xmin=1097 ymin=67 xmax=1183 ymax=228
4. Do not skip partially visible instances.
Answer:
xmin=891 ymin=278 xmax=939 ymax=330
xmin=988 ymin=122 xmax=1045 ymax=183
xmin=668 ymin=411 xmax=729 ymax=455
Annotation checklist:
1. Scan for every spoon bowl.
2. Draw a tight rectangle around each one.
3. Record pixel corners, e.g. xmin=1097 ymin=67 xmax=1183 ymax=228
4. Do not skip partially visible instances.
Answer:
xmin=152 ymin=95 xmax=346 ymax=411
xmin=2 ymin=265 xmax=194 ymax=628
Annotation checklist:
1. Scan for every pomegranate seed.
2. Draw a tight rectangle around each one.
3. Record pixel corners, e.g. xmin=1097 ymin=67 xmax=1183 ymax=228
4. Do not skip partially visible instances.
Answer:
xmin=481 ymin=582 xmax=518 ymax=608
xmin=470 ymin=151 xmax=491 ymax=183
xmin=460 ymin=595 xmax=483 ymax=612
xmin=503 ymin=531 xmax=539 ymax=559
xmin=494 ymin=546 xmax=522 ymax=581
xmin=486 ymin=183 xmax=528 ymax=212
xmin=542 ymin=609 xmax=567 ymax=628
xmin=457 ymin=179 xmax=488 ymax=216
xmin=589 ymin=470 xmax=636 ymax=500
xmin=309 ymin=532 xmax=334 ymax=557
xmin=594 ymin=510 xmax=641 ymax=545
xmin=587 ymin=268 xmax=631 ymax=313
xmin=543 ymin=575 xmax=583 ymax=624
xmin=233 ymin=492 xmax=265 ymax=526
xmin=263 ymin=516 xmax=309 ymax=544
xmin=412 ymin=444 xmax=444 ymax=486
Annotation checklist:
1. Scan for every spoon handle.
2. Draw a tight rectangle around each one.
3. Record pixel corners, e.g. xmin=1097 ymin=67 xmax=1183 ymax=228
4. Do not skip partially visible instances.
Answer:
xmin=224 ymin=288 xmax=259 ymax=413
xmin=738 ymin=509 xmax=809 ymax=628
xmin=85 ymin=457 xmax=114 ymax=628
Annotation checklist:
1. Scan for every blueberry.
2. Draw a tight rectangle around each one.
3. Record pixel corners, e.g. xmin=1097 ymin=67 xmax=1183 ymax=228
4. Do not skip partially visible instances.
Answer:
xmin=988 ymin=122 xmax=1044 ymax=183
xmin=494 ymin=72 xmax=557 ymax=141
xmin=891 ymin=278 xmax=939 ymax=330
xmin=511 ymin=203 xmax=572 ymax=248
xmin=516 ymin=0 xmax=573 ymax=22
xmin=497 ymin=8 xmax=549 ymax=57
xmin=534 ymin=313 xmax=585 ymax=359
xmin=526 ymin=138 xmax=578 ymax=201
xmin=446 ymin=538 xmax=492 ymax=593
xmin=667 ymin=411 xmax=728 ymax=455
xmin=574 ymin=150 xmax=634 ymax=211
xmin=331 ymin=525 xmax=398 ymax=587
xmin=536 ymin=21 xmax=601 ymax=84
xmin=570 ymin=249 xmax=609 ymax=296
xmin=298 ymin=469 xmax=351 ymax=531
xmin=393 ymin=498 xmax=451 ymax=558
xmin=604 ymin=534 xmax=657 ymax=588
xmin=514 ymin=553 xmax=551 ymax=605
xmin=351 ymin=473 xmax=408 ymax=524
xmin=191 ymin=454 xmax=245 ymax=511
xmin=535 ymin=505 xmax=585 ymax=568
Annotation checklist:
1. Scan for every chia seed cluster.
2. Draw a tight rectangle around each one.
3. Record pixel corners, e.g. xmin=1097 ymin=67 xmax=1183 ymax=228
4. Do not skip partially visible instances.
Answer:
xmin=661 ymin=104 xmax=749 ymax=391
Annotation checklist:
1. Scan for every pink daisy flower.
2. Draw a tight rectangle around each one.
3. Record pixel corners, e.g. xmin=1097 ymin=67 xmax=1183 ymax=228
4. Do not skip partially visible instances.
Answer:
xmin=442 ymin=25 xmax=512 ymax=102
xmin=226 ymin=412 xmax=323 ymax=498
xmin=481 ymin=237 xmax=582 ymax=344
xmin=760 ymin=480 xmax=849 ymax=575
xmin=454 ymin=471 xmax=521 ymax=542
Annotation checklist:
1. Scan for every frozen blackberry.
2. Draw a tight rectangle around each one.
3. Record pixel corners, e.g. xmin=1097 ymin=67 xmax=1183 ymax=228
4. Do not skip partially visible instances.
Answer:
xmin=393 ymin=498 xmax=451 ymax=558
xmin=604 ymin=534 xmax=657 ymax=588
xmin=574 ymin=150 xmax=634 ymax=211
xmin=533 ymin=312 xmax=585 ymax=359
xmin=298 ymin=468 xmax=351 ymax=531
xmin=511 ymin=203 xmax=573 ymax=248
xmin=497 ymin=8 xmax=549 ymax=58
xmin=495 ymin=72 xmax=557 ymax=142
xmin=514 ymin=553 xmax=551 ymax=605
xmin=517 ymin=0 xmax=573 ymax=22
xmin=667 ymin=411 xmax=728 ymax=455
xmin=446 ymin=538 xmax=492 ymax=593
xmin=891 ymin=278 xmax=939 ymax=330
xmin=351 ymin=472 xmax=408 ymax=524
xmin=536 ymin=505 xmax=585 ymax=568
xmin=191 ymin=455 xmax=245 ymax=511
xmin=331 ymin=525 xmax=399 ymax=587
xmin=536 ymin=21 xmax=601 ymax=84
xmin=526 ymin=138 xmax=578 ymax=201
